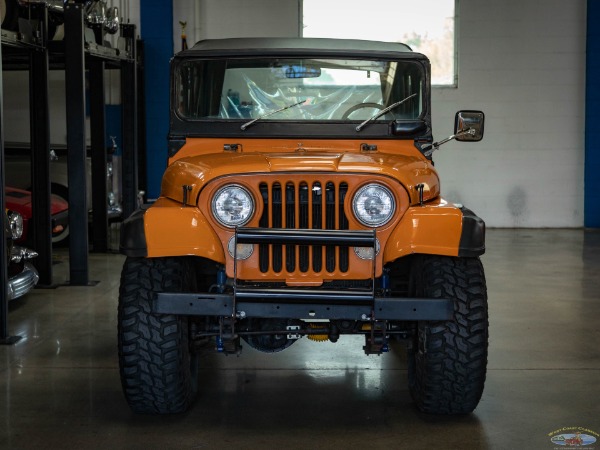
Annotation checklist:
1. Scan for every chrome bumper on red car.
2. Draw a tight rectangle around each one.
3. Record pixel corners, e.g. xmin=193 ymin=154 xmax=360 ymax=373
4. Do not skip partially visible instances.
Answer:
xmin=8 ymin=262 xmax=39 ymax=301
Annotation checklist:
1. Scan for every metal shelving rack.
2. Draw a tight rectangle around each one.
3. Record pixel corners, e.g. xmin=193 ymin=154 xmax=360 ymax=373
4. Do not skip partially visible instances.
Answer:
xmin=1 ymin=2 xmax=50 ymax=344
xmin=1 ymin=2 xmax=141 ymax=343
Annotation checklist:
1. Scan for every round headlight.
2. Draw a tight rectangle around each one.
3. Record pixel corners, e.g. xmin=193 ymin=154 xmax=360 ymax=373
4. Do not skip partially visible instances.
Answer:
xmin=212 ymin=184 xmax=255 ymax=228
xmin=7 ymin=211 xmax=24 ymax=240
xmin=352 ymin=184 xmax=395 ymax=227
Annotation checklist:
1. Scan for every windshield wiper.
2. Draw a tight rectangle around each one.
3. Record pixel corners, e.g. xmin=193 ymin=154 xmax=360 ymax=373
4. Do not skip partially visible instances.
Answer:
xmin=355 ymin=93 xmax=418 ymax=132
xmin=241 ymin=99 xmax=307 ymax=131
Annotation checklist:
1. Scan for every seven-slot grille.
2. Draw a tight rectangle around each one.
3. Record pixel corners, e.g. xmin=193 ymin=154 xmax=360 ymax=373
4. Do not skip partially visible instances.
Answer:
xmin=258 ymin=181 xmax=349 ymax=274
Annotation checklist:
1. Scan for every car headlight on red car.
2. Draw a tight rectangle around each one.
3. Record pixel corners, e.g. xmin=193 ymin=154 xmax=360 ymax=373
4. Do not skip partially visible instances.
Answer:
xmin=7 ymin=211 xmax=23 ymax=240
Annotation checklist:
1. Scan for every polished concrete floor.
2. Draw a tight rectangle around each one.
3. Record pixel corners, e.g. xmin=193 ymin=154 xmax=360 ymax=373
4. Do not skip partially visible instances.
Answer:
xmin=1 ymin=229 xmax=599 ymax=449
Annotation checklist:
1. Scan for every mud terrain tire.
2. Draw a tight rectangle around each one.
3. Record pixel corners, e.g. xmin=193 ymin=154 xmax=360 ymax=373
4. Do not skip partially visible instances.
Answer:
xmin=118 ymin=257 xmax=197 ymax=414
xmin=408 ymin=256 xmax=488 ymax=414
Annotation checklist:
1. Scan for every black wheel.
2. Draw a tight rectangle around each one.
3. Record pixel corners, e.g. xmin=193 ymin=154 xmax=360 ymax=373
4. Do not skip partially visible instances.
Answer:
xmin=341 ymin=102 xmax=384 ymax=120
xmin=118 ymin=256 xmax=198 ymax=414
xmin=408 ymin=255 xmax=488 ymax=414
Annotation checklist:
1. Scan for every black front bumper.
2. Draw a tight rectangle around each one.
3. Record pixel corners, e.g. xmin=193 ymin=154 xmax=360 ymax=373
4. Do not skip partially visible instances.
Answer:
xmin=153 ymin=291 xmax=453 ymax=321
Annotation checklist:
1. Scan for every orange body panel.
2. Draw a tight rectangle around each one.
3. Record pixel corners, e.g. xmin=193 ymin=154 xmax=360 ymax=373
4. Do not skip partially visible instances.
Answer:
xmin=169 ymin=138 xmax=426 ymax=164
xmin=142 ymin=196 xmax=463 ymax=277
xmin=143 ymin=138 xmax=465 ymax=279
xmin=144 ymin=197 xmax=225 ymax=262
xmin=163 ymin=139 xmax=440 ymax=206
xmin=383 ymin=198 xmax=463 ymax=261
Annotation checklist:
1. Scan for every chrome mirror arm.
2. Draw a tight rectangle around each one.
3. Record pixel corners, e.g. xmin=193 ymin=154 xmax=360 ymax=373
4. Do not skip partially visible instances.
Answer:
xmin=422 ymin=128 xmax=476 ymax=157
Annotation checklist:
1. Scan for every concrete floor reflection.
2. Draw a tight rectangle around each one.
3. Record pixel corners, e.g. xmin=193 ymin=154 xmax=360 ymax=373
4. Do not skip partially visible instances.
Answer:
xmin=1 ymin=229 xmax=599 ymax=449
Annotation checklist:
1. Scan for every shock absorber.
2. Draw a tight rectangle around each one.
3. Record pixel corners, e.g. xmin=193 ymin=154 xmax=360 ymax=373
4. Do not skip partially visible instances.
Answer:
xmin=216 ymin=267 xmax=227 ymax=293
xmin=381 ymin=268 xmax=390 ymax=296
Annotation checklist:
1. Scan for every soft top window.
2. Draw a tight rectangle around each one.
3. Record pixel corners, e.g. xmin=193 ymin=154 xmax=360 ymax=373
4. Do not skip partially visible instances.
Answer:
xmin=175 ymin=57 xmax=424 ymax=123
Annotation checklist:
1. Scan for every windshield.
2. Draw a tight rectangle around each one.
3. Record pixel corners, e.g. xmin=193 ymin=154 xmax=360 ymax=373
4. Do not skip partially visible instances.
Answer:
xmin=175 ymin=57 xmax=424 ymax=123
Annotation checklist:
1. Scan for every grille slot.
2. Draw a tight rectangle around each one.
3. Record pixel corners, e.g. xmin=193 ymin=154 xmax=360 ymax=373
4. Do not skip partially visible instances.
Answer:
xmin=259 ymin=180 xmax=349 ymax=274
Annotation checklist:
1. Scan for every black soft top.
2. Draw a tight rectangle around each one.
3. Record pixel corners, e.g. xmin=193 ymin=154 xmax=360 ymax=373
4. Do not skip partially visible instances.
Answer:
xmin=176 ymin=37 xmax=427 ymax=60
xmin=169 ymin=37 xmax=432 ymax=142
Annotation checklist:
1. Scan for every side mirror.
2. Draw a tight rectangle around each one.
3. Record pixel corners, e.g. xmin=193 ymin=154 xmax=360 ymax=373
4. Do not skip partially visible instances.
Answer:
xmin=422 ymin=110 xmax=485 ymax=157
xmin=454 ymin=110 xmax=484 ymax=142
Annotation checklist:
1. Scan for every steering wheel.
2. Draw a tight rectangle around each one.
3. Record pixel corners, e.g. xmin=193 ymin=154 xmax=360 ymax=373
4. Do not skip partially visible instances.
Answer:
xmin=341 ymin=102 xmax=384 ymax=120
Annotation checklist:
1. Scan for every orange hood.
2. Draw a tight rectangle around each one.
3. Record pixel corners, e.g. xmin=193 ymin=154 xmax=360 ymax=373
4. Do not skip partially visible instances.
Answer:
xmin=161 ymin=148 xmax=440 ymax=205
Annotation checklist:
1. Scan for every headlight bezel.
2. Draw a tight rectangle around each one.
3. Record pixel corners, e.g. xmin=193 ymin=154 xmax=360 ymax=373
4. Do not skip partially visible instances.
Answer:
xmin=352 ymin=183 xmax=396 ymax=228
xmin=6 ymin=210 xmax=24 ymax=241
xmin=7 ymin=211 xmax=24 ymax=240
xmin=211 ymin=184 xmax=255 ymax=228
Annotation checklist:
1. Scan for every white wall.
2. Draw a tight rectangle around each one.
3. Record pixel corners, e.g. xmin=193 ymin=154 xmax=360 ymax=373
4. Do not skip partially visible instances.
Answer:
xmin=172 ymin=0 xmax=196 ymax=53
xmin=3 ymin=71 xmax=73 ymax=144
xmin=172 ymin=0 xmax=301 ymax=53
xmin=432 ymin=0 xmax=586 ymax=227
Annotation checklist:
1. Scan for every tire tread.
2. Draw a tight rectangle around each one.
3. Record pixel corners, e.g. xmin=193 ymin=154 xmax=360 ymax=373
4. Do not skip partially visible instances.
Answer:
xmin=409 ymin=256 xmax=488 ymax=414
xmin=117 ymin=257 xmax=194 ymax=414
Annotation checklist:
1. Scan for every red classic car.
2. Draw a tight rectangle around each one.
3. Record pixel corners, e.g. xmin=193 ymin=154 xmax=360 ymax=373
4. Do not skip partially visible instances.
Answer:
xmin=5 ymin=186 xmax=69 ymax=244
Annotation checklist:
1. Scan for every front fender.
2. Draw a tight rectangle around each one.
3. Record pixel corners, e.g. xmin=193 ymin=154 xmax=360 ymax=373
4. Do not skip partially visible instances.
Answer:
xmin=383 ymin=200 xmax=485 ymax=262
xmin=120 ymin=208 xmax=148 ymax=257
xmin=120 ymin=198 xmax=225 ymax=262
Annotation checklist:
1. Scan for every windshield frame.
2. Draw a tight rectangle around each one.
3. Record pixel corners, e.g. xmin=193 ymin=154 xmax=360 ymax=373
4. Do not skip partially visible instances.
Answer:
xmin=170 ymin=49 xmax=431 ymax=140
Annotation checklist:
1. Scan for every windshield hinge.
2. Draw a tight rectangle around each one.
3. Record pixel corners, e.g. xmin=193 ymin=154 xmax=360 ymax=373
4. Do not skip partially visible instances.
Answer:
xmin=223 ymin=143 xmax=242 ymax=152
xmin=360 ymin=143 xmax=378 ymax=152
